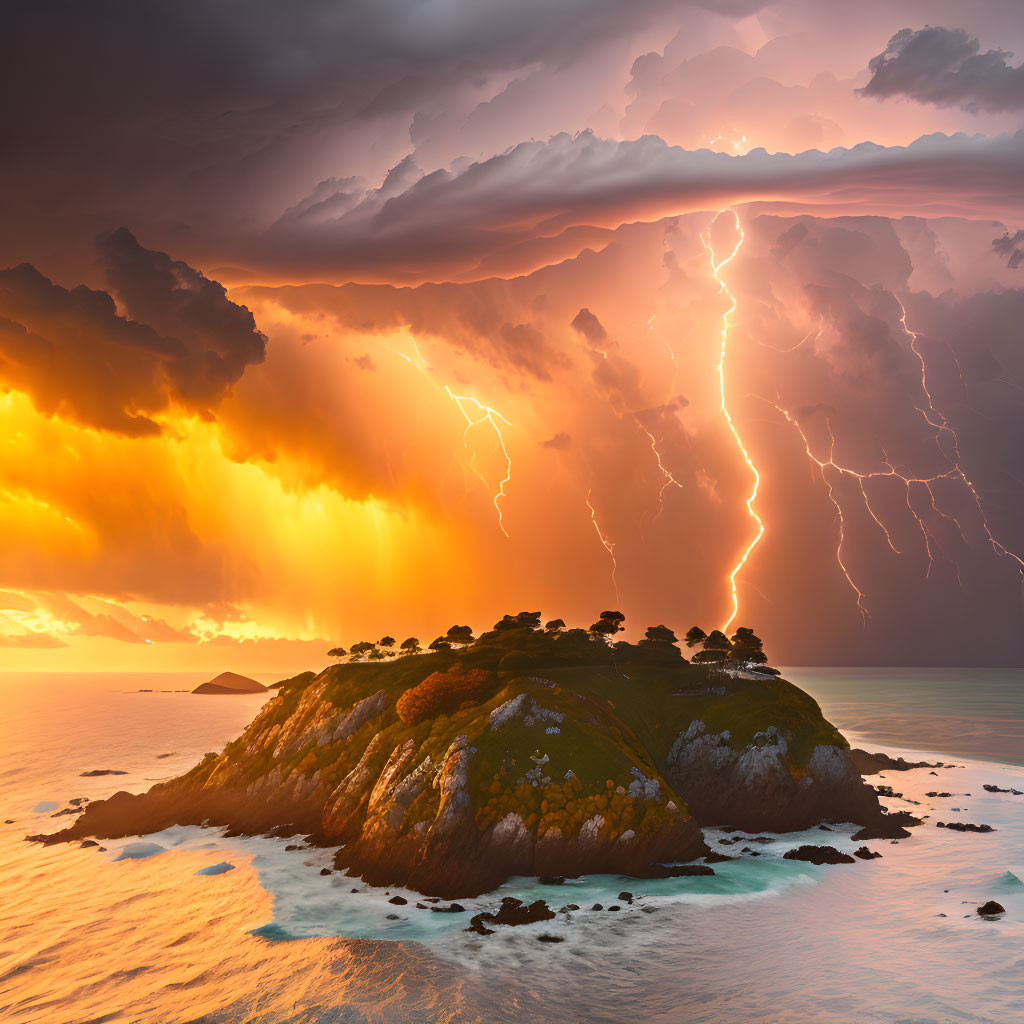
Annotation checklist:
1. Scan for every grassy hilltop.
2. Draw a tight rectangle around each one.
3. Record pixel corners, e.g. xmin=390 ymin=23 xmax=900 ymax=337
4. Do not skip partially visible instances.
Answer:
xmin=47 ymin=615 xmax=883 ymax=896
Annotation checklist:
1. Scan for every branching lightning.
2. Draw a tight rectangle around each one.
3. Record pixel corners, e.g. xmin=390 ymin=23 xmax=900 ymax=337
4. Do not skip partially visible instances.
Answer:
xmin=393 ymin=341 xmax=514 ymax=538
xmin=896 ymin=297 xmax=1024 ymax=579
xmin=701 ymin=209 xmax=764 ymax=633
xmin=586 ymin=488 xmax=621 ymax=605
xmin=445 ymin=386 xmax=514 ymax=538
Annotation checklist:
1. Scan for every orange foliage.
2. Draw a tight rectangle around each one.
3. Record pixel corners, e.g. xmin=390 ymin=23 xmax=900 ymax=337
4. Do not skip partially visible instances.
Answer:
xmin=396 ymin=668 xmax=496 ymax=725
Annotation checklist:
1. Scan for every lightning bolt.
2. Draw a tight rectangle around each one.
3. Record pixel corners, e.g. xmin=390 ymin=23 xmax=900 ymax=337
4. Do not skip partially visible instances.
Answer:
xmin=701 ymin=209 xmax=764 ymax=633
xmin=444 ymin=387 xmax=513 ymax=538
xmin=632 ymin=417 xmax=684 ymax=521
xmin=394 ymin=341 xmax=514 ymax=538
xmin=586 ymin=488 xmax=621 ymax=606
xmin=760 ymin=392 xmax=1008 ymax=622
xmin=896 ymin=297 xmax=1024 ymax=580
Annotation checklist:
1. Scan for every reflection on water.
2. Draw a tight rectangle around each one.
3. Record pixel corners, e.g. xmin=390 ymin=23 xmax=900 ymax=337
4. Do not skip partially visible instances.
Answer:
xmin=788 ymin=667 xmax=1024 ymax=766
xmin=0 ymin=671 xmax=1022 ymax=1023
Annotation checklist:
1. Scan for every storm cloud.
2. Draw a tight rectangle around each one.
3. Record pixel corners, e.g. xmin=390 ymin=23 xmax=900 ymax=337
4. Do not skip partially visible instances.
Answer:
xmin=861 ymin=26 xmax=1024 ymax=112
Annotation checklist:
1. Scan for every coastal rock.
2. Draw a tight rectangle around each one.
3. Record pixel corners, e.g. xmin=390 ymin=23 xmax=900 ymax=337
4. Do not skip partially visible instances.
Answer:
xmin=467 ymin=896 xmax=555 ymax=934
xmin=850 ymin=750 xmax=940 ymax=775
xmin=783 ymin=845 xmax=856 ymax=865
xmin=852 ymin=811 xmax=922 ymax=840
xmin=936 ymin=821 xmax=995 ymax=833
xmin=977 ymin=901 xmax=1006 ymax=917
xmin=39 ymin=627 xmax=886 ymax=896
xmin=192 ymin=671 xmax=267 ymax=695
xmin=983 ymin=784 xmax=1023 ymax=795
xmin=853 ymin=846 xmax=881 ymax=859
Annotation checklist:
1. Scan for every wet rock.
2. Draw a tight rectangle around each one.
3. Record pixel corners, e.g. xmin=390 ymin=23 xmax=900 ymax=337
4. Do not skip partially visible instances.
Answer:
xmin=640 ymin=905 xmax=659 ymax=914
xmin=558 ymin=904 xmax=580 ymax=913
xmin=284 ymin=843 xmax=303 ymax=851
xmin=536 ymin=933 xmax=565 ymax=943
xmin=852 ymin=812 xmax=922 ymax=840
xmin=850 ymin=750 xmax=940 ymax=775
xmin=319 ymin=868 xmax=332 ymax=875
xmin=926 ymin=792 xmax=952 ymax=798
xmin=430 ymin=903 xmax=466 ymax=913
xmin=853 ymin=846 xmax=881 ymax=860
xmin=783 ymin=845 xmax=856 ymax=865
xmin=68 ymin=797 xmax=89 ymax=807
xmin=617 ymin=891 xmax=634 ymax=903
xmin=80 ymin=839 xmax=99 ymax=848
xmin=607 ymin=905 xmax=621 ymax=911
xmin=977 ymin=901 xmax=1005 ymax=917
xmin=416 ymin=902 xmax=429 ymax=909
xmin=539 ymin=875 xmax=566 ymax=885
xmin=466 ymin=897 xmax=554 ymax=934
xmin=79 ymin=770 xmax=128 ymax=777
xmin=702 ymin=853 xmax=735 ymax=865
xmin=983 ymin=784 xmax=1023 ymax=795
xmin=388 ymin=895 xmax=408 ymax=905
xmin=385 ymin=913 xmax=400 ymax=920
xmin=265 ymin=824 xmax=301 ymax=838
xmin=936 ymin=822 xmax=995 ymax=833
xmin=590 ymin=903 xmax=604 ymax=911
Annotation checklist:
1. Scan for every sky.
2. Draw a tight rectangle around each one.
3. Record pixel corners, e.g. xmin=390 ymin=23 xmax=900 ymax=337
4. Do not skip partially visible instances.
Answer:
xmin=1 ymin=0 xmax=1023 ymax=672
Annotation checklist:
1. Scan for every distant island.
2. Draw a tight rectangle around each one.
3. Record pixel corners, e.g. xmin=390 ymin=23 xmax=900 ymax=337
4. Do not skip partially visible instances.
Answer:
xmin=192 ymin=671 xmax=268 ymax=695
xmin=48 ymin=612 xmax=901 ymax=896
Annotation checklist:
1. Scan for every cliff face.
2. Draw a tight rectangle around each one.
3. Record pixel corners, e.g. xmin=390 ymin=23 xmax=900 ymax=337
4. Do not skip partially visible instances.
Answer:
xmin=47 ymin=628 xmax=883 ymax=896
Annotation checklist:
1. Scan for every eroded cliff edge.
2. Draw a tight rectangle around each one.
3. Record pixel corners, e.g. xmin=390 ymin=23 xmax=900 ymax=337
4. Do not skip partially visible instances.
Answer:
xmin=43 ymin=625 xmax=886 ymax=896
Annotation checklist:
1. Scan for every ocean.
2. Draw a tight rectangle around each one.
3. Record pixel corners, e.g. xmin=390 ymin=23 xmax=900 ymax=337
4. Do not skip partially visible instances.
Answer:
xmin=0 ymin=669 xmax=1021 ymax=1023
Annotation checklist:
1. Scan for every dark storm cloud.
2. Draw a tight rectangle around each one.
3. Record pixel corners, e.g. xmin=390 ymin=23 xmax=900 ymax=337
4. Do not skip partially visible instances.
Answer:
xmin=259 ymin=129 xmax=1024 ymax=279
xmin=861 ymin=26 xmax=1024 ymax=112
xmin=570 ymin=308 xmax=609 ymax=346
xmin=0 ymin=233 xmax=265 ymax=435
xmin=992 ymin=229 xmax=1024 ymax=269
xmin=540 ymin=432 xmax=573 ymax=450
xmin=0 ymin=0 xmax=768 ymax=274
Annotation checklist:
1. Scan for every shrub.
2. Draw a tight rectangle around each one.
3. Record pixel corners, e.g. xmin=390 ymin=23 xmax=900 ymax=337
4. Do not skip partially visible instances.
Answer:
xmin=396 ymin=668 xmax=497 ymax=725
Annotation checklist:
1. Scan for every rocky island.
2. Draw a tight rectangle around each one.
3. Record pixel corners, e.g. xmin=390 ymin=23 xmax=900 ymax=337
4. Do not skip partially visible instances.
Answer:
xmin=44 ymin=614 xmax=892 ymax=896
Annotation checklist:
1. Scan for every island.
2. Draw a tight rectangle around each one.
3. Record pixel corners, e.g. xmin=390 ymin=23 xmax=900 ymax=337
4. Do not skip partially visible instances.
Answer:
xmin=45 ymin=613 xmax=894 ymax=896
xmin=192 ymin=671 xmax=268 ymax=695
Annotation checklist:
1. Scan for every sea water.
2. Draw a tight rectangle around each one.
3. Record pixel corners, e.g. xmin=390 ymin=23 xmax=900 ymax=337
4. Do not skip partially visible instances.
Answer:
xmin=0 ymin=670 xmax=1021 ymax=1023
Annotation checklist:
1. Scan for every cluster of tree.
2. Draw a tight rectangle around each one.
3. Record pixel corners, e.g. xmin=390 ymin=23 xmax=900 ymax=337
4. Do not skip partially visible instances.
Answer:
xmin=683 ymin=626 xmax=774 ymax=670
xmin=328 ymin=614 xmax=772 ymax=672
xmin=328 ymin=624 xmax=477 ymax=661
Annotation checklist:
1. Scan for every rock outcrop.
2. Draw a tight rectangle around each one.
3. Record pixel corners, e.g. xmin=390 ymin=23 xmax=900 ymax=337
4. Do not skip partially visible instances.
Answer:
xmin=42 ymin=625 xmax=888 ymax=896
xmin=192 ymin=671 xmax=267 ymax=695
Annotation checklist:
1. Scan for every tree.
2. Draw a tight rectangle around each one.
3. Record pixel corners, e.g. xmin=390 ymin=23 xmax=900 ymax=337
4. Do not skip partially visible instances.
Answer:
xmin=544 ymin=618 xmax=566 ymax=632
xmin=400 ymin=637 xmax=421 ymax=654
xmin=428 ymin=636 xmax=452 ymax=651
xmin=367 ymin=648 xmax=385 ymax=660
xmin=589 ymin=610 xmax=625 ymax=636
xmin=327 ymin=646 xmax=347 ymax=659
xmin=493 ymin=611 xmax=542 ymax=631
xmin=684 ymin=626 xmax=707 ymax=648
xmin=691 ymin=648 xmax=729 ymax=664
xmin=638 ymin=624 xmax=682 ymax=659
xmin=350 ymin=640 xmax=375 ymax=657
xmin=446 ymin=624 xmax=475 ymax=645
xmin=642 ymin=625 xmax=678 ymax=644
xmin=378 ymin=636 xmax=395 ymax=648
xmin=703 ymin=629 xmax=732 ymax=651
xmin=729 ymin=626 xmax=767 ymax=664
